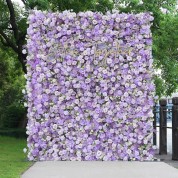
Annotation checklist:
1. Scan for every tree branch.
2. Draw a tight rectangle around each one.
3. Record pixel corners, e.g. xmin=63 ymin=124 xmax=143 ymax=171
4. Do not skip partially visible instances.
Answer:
xmin=7 ymin=27 xmax=13 ymax=30
xmin=0 ymin=35 xmax=8 ymax=47
xmin=0 ymin=29 xmax=18 ymax=53
xmin=18 ymin=32 xmax=26 ymax=44
xmin=6 ymin=0 xmax=19 ymax=42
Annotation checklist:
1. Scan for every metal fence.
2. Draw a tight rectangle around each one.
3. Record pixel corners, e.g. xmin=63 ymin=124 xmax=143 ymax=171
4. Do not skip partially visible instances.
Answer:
xmin=153 ymin=97 xmax=178 ymax=160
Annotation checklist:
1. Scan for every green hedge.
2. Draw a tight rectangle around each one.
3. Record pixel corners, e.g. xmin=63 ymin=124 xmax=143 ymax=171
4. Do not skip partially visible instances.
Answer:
xmin=0 ymin=128 xmax=27 ymax=138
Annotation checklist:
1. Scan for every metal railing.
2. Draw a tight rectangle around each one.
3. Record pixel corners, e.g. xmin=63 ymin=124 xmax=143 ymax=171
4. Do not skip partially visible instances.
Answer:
xmin=153 ymin=97 xmax=178 ymax=160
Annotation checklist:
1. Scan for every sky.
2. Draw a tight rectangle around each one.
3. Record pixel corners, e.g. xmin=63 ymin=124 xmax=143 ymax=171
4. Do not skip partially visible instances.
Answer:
xmin=12 ymin=0 xmax=24 ymax=7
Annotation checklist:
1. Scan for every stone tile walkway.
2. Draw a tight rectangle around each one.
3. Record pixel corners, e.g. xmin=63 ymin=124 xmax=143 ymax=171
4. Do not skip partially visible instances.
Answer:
xmin=21 ymin=161 xmax=178 ymax=178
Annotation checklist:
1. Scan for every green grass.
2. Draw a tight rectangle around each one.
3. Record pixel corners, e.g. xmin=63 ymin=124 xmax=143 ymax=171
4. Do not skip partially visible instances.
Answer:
xmin=0 ymin=136 xmax=33 ymax=178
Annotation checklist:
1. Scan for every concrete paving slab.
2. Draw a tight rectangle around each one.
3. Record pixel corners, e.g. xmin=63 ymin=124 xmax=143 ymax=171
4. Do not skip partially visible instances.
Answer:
xmin=155 ymin=153 xmax=178 ymax=169
xmin=21 ymin=161 xmax=178 ymax=178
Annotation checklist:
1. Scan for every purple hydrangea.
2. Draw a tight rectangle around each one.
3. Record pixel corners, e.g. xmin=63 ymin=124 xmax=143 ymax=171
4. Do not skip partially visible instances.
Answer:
xmin=25 ymin=10 xmax=156 ymax=161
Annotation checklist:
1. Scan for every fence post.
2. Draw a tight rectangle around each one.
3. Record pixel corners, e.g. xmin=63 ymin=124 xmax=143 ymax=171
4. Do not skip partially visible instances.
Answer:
xmin=159 ymin=99 xmax=167 ymax=155
xmin=172 ymin=97 xmax=178 ymax=160
xmin=153 ymin=104 xmax=157 ymax=145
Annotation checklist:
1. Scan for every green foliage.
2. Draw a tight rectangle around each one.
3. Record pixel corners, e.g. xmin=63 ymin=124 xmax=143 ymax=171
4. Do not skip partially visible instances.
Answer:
xmin=153 ymin=14 xmax=178 ymax=96
xmin=25 ymin=0 xmax=178 ymax=96
xmin=0 ymin=53 xmax=8 ymax=88
xmin=114 ymin=0 xmax=178 ymax=97
xmin=0 ymin=0 xmax=178 ymax=131
xmin=26 ymin=0 xmax=114 ymax=13
xmin=0 ymin=0 xmax=114 ymax=128
xmin=0 ymin=128 xmax=26 ymax=138
xmin=154 ymin=76 xmax=166 ymax=97
xmin=26 ymin=0 xmax=49 ymax=10
xmin=0 ymin=49 xmax=25 ymax=128
xmin=0 ymin=0 xmax=9 ymax=29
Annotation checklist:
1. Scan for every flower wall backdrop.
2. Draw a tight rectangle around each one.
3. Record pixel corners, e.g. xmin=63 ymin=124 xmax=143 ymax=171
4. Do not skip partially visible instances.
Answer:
xmin=26 ymin=10 xmax=155 ymax=161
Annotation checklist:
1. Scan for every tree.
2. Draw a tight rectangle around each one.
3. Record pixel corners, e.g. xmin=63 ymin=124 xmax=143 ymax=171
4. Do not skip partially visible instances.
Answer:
xmin=0 ymin=48 xmax=25 ymax=128
xmin=0 ymin=0 xmax=178 ymax=97
xmin=153 ymin=14 xmax=178 ymax=96
xmin=0 ymin=0 xmax=27 ymax=73
xmin=0 ymin=0 xmax=114 ymax=128
xmin=48 ymin=0 xmax=113 ymax=12
xmin=113 ymin=0 xmax=178 ymax=97
xmin=0 ymin=0 xmax=113 ymax=74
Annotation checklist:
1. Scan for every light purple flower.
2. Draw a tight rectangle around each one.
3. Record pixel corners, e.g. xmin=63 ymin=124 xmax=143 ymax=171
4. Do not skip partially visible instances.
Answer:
xmin=26 ymin=10 xmax=155 ymax=161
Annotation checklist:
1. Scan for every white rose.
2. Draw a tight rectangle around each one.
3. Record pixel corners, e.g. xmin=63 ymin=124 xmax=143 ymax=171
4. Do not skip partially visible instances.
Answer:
xmin=22 ymin=49 xmax=27 ymax=54
xmin=22 ymin=89 xmax=26 ymax=94
xmin=106 ymin=58 xmax=112 ymax=64
xmin=23 ymin=148 xmax=27 ymax=153
xmin=111 ymin=77 xmax=116 ymax=82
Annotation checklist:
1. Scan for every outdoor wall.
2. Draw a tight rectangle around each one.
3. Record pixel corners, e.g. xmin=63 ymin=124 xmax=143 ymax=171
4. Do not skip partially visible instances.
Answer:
xmin=26 ymin=10 xmax=155 ymax=161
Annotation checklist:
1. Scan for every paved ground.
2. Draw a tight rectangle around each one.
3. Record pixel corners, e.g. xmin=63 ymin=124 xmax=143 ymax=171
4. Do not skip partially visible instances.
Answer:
xmin=21 ymin=161 xmax=178 ymax=178
xmin=156 ymin=153 xmax=178 ymax=169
